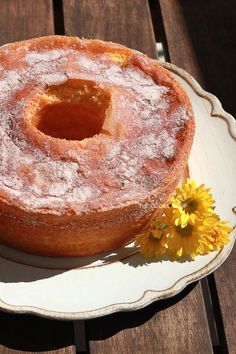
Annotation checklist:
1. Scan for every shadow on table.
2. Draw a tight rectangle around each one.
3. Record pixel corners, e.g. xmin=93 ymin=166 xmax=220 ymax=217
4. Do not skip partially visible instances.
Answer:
xmin=85 ymin=281 xmax=197 ymax=341
xmin=0 ymin=281 xmax=196 ymax=352
xmin=0 ymin=310 xmax=75 ymax=352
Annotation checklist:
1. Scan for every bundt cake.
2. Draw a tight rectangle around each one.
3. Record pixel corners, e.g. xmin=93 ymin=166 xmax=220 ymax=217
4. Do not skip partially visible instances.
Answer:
xmin=0 ymin=36 xmax=195 ymax=256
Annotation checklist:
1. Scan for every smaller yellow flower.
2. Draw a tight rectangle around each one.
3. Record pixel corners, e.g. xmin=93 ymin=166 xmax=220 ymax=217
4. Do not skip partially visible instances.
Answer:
xmin=211 ymin=221 xmax=232 ymax=250
xmin=199 ymin=215 xmax=233 ymax=251
xmin=135 ymin=231 xmax=168 ymax=258
xmin=171 ymin=179 xmax=215 ymax=228
xmin=135 ymin=213 xmax=169 ymax=258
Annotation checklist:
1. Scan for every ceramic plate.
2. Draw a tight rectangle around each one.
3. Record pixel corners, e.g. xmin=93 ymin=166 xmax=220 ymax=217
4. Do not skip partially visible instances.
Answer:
xmin=0 ymin=62 xmax=235 ymax=320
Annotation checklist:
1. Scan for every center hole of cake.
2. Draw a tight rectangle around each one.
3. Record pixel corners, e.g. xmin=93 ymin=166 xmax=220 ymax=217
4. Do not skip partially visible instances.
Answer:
xmin=30 ymin=79 xmax=110 ymax=141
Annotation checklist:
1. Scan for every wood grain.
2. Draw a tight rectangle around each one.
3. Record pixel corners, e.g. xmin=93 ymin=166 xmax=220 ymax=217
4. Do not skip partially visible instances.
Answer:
xmin=62 ymin=0 xmax=157 ymax=58
xmin=0 ymin=0 xmax=54 ymax=45
xmin=159 ymin=0 xmax=236 ymax=116
xmin=159 ymin=0 xmax=236 ymax=352
xmin=157 ymin=0 xmax=204 ymax=84
xmin=213 ymin=253 xmax=236 ymax=353
xmin=87 ymin=285 xmax=213 ymax=354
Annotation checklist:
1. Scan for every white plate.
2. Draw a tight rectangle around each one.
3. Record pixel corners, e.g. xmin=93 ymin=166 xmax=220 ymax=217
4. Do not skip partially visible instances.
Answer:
xmin=0 ymin=62 xmax=235 ymax=320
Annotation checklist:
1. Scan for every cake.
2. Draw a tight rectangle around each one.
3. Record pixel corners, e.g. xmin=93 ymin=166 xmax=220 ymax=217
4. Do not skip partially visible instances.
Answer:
xmin=0 ymin=36 xmax=195 ymax=256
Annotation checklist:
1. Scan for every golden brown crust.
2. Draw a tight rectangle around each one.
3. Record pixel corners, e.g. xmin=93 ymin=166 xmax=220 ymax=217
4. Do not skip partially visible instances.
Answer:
xmin=0 ymin=36 xmax=195 ymax=256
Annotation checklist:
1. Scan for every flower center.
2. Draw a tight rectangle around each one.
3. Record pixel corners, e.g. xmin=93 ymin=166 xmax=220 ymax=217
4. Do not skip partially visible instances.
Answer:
xmin=175 ymin=224 xmax=193 ymax=237
xmin=183 ymin=198 xmax=198 ymax=213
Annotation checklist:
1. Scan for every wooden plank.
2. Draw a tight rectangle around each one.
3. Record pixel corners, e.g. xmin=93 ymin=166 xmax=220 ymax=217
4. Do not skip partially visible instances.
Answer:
xmin=213 ymin=253 xmax=236 ymax=354
xmin=159 ymin=0 xmax=236 ymax=352
xmin=87 ymin=285 xmax=213 ymax=354
xmin=0 ymin=0 xmax=54 ymax=45
xmin=63 ymin=0 xmax=157 ymax=58
xmin=158 ymin=0 xmax=236 ymax=116
xmin=157 ymin=0 xmax=203 ymax=84
xmin=62 ymin=1 xmax=213 ymax=352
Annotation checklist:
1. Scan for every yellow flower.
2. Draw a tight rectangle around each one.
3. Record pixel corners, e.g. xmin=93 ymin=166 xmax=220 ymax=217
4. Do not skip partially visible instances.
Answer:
xmin=135 ymin=231 xmax=168 ymax=258
xmin=135 ymin=180 xmax=233 ymax=261
xmin=135 ymin=213 xmax=169 ymax=258
xmin=171 ymin=179 xmax=215 ymax=228
xmin=199 ymin=215 xmax=233 ymax=251
xmin=166 ymin=210 xmax=214 ymax=260
xmin=166 ymin=211 xmax=232 ymax=260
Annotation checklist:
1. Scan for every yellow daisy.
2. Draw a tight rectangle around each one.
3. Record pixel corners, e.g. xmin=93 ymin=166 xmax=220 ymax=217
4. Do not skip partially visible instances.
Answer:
xmin=199 ymin=215 xmax=233 ymax=251
xmin=171 ymin=179 xmax=215 ymax=228
xmin=135 ymin=179 xmax=232 ymax=261
xmin=135 ymin=231 xmax=168 ymax=258
xmin=135 ymin=213 xmax=169 ymax=258
xmin=166 ymin=209 xmax=214 ymax=260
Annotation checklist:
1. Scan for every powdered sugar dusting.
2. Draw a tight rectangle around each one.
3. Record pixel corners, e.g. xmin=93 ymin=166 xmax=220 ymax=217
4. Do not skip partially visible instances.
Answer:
xmin=40 ymin=73 xmax=68 ymax=85
xmin=0 ymin=71 xmax=24 ymax=102
xmin=138 ymin=131 xmax=175 ymax=159
xmin=24 ymin=49 xmax=70 ymax=65
xmin=0 ymin=40 xmax=190 ymax=215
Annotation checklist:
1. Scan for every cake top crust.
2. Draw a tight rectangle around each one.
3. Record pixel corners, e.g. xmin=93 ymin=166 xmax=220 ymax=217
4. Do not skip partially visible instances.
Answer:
xmin=0 ymin=36 xmax=194 ymax=215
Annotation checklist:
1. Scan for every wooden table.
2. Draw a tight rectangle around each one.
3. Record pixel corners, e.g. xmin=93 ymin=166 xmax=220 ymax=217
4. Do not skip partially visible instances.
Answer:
xmin=0 ymin=1 xmax=235 ymax=353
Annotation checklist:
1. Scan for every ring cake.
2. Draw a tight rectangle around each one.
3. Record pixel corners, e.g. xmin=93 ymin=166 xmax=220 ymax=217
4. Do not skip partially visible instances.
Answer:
xmin=0 ymin=36 xmax=195 ymax=256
